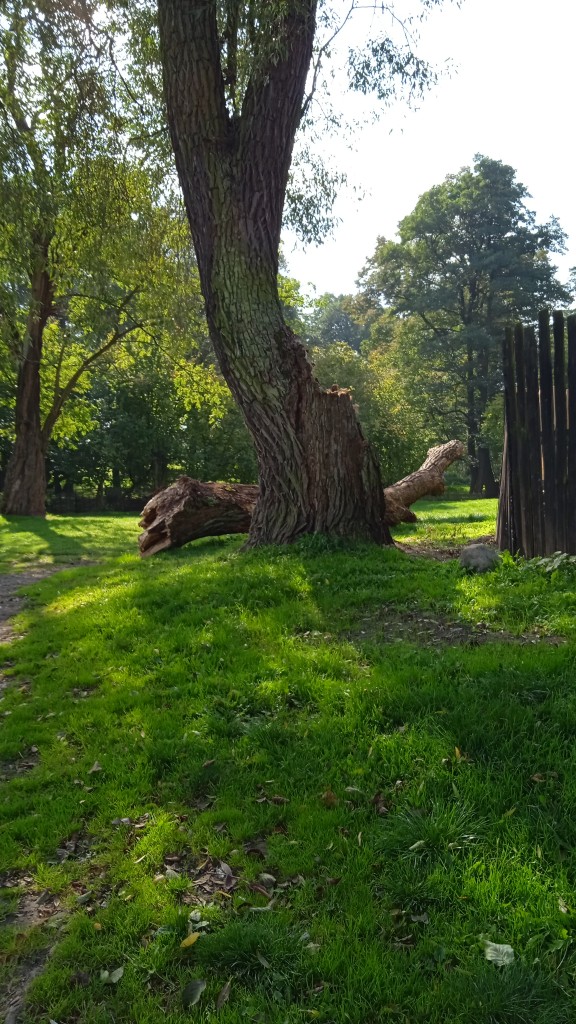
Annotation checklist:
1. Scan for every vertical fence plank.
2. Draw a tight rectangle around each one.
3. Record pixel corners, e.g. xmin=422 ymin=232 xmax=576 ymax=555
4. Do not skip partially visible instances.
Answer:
xmin=524 ymin=325 xmax=543 ymax=556
xmin=553 ymin=311 xmax=567 ymax=553
xmin=513 ymin=323 xmax=532 ymax=556
xmin=538 ymin=311 xmax=556 ymax=554
xmin=499 ymin=310 xmax=574 ymax=558
xmin=500 ymin=326 xmax=519 ymax=552
xmin=567 ymin=314 xmax=576 ymax=553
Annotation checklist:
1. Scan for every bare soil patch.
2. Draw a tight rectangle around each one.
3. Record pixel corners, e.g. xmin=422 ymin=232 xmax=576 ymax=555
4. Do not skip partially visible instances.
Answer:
xmin=0 ymin=872 xmax=66 ymax=1024
xmin=350 ymin=606 xmax=566 ymax=648
xmin=0 ymin=566 xmax=67 ymax=645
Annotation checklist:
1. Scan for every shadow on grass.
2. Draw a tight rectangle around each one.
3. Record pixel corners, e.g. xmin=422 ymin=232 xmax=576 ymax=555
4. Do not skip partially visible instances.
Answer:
xmin=0 ymin=514 xmax=140 ymax=570
xmin=0 ymin=540 xmax=574 ymax=1023
xmin=0 ymin=515 xmax=90 ymax=564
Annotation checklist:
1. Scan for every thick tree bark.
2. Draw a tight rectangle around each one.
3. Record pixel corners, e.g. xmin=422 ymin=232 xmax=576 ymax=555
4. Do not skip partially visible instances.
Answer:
xmin=2 ymin=255 xmax=53 ymax=516
xmin=158 ymin=0 xmax=390 ymax=547
xmin=138 ymin=441 xmax=465 ymax=556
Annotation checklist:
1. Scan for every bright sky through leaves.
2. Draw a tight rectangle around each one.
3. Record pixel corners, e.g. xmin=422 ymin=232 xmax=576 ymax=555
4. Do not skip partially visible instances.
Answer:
xmin=285 ymin=0 xmax=576 ymax=295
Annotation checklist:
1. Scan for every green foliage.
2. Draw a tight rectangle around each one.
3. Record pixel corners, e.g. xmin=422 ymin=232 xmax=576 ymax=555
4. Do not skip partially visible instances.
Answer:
xmin=305 ymin=293 xmax=369 ymax=352
xmin=361 ymin=156 xmax=571 ymax=469
xmin=311 ymin=341 xmax=432 ymax=483
xmin=2 ymin=502 xmax=576 ymax=1022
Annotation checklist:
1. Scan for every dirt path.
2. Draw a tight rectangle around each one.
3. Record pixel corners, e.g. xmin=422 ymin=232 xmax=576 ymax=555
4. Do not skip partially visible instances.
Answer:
xmin=0 ymin=566 xmax=76 ymax=645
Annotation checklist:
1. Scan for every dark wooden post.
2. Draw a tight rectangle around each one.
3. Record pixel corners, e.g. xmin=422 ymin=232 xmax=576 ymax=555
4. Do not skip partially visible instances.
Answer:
xmin=524 ymin=325 xmax=543 ymax=556
xmin=538 ymin=311 xmax=556 ymax=554
xmin=567 ymin=315 xmax=576 ymax=554
xmin=553 ymin=312 xmax=567 ymax=553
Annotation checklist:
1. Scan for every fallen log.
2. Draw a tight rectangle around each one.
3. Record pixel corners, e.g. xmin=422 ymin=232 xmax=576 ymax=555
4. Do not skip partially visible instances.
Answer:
xmin=138 ymin=440 xmax=465 ymax=556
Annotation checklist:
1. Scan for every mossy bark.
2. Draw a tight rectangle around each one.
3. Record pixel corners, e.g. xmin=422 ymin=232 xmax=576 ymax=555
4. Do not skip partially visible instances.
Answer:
xmin=158 ymin=0 xmax=391 ymax=546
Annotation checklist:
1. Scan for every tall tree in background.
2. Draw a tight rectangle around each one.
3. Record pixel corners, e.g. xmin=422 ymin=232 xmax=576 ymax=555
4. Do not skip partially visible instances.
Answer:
xmin=360 ymin=156 xmax=570 ymax=492
xmin=0 ymin=1 xmax=212 ymax=514
xmin=157 ymin=0 xmax=444 ymax=546
xmin=0 ymin=1 xmax=132 ymax=514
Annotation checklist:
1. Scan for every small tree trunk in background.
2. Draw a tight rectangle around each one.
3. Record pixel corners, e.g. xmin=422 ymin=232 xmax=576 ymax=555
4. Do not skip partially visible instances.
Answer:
xmin=2 ymin=257 xmax=53 ymax=516
xmin=475 ymin=445 xmax=499 ymax=498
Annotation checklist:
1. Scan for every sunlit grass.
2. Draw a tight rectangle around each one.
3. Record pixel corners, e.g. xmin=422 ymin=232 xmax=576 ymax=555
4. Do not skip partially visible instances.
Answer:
xmin=0 ymin=514 xmax=139 ymax=572
xmin=1 ymin=502 xmax=575 ymax=1022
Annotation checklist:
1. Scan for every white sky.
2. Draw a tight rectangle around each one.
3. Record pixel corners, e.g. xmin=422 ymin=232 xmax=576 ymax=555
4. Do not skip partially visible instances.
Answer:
xmin=284 ymin=0 xmax=576 ymax=297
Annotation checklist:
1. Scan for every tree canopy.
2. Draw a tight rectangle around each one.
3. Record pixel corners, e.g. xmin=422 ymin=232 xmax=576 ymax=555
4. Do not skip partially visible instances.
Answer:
xmin=360 ymin=155 xmax=571 ymax=489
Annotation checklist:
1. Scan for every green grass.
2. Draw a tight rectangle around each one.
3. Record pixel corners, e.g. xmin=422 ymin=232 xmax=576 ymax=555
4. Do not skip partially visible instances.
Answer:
xmin=0 ymin=514 xmax=139 ymax=572
xmin=1 ymin=502 xmax=576 ymax=1023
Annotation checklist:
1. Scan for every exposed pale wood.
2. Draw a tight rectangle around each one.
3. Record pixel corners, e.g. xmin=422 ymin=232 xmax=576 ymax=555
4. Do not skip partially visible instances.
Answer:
xmin=138 ymin=441 xmax=465 ymax=556
xmin=382 ymin=440 xmax=466 ymax=519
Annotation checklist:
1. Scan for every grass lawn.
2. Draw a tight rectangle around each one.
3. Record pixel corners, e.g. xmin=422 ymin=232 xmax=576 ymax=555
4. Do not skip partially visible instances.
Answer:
xmin=1 ymin=500 xmax=576 ymax=1023
xmin=0 ymin=514 xmax=139 ymax=573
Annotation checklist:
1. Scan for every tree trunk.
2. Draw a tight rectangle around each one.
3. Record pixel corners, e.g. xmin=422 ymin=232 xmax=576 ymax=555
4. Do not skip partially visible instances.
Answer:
xmin=473 ymin=444 xmax=499 ymax=498
xmin=2 ymin=255 xmax=53 ymax=516
xmin=138 ymin=441 xmax=465 ymax=556
xmin=158 ymin=0 xmax=390 ymax=547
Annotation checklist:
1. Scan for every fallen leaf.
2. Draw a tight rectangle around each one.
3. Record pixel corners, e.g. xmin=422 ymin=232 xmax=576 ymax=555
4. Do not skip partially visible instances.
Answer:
xmin=243 ymin=838 xmax=268 ymax=858
xmin=182 ymin=979 xmax=206 ymax=1009
xmin=202 ymin=759 xmax=216 ymax=768
xmin=88 ymin=761 xmax=102 ymax=774
xmin=409 ymin=840 xmax=426 ymax=852
xmin=216 ymin=978 xmax=232 ymax=1011
xmin=372 ymin=792 xmax=389 ymax=816
xmin=410 ymin=912 xmax=429 ymax=924
xmin=181 ymin=932 xmax=201 ymax=948
xmin=483 ymin=940 xmax=514 ymax=965
xmin=321 ymin=789 xmax=338 ymax=808
xmin=93 ymin=922 xmax=102 ymax=931
xmin=559 ymin=897 xmax=569 ymax=913
xmin=100 ymin=966 xmax=123 ymax=984
xmin=270 ymin=794 xmax=289 ymax=804
xmin=256 ymin=951 xmax=271 ymax=969
xmin=531 ymin=773 xmax=546 ymax=783
xmin=259 ymin=873 xmax=276 ymax=889
xmin=165 ymin=866 xmax=180 ymax=879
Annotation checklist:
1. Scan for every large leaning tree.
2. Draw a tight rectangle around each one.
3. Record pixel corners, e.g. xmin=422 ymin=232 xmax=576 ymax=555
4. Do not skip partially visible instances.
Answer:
xmin=157 ymin=0 xmax=444 ymax=546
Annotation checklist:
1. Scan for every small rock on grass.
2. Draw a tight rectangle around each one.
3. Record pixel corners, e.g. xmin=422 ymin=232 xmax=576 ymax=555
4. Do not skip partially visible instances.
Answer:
xmin=460 ymin=543 xmax=501 ymax=573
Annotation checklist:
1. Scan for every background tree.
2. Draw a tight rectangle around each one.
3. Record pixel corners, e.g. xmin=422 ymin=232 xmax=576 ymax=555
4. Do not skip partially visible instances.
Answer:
xmin=0 ymin=0 xmax=222 ymax=514
xmin=305 ymin=293 xmax=370 ymax=351
xmin=360 ymin=155 xmax=570 ymax=492
xmin=157 ymin=0 xmax=445 ymax=546
xmin=0 ymin=0 xmax=142 ymax=513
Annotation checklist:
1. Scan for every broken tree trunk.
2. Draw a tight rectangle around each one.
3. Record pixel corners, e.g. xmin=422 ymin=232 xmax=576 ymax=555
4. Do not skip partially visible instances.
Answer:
xmin=381 ymin=440 xmax=467 ymax=524
xmin=138 ymin=441 xmax=465 ymax=556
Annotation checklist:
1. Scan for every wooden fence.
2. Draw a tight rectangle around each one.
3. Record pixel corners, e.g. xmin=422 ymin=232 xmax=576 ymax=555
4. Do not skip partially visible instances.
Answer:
xmin=497 ymin=310 xmax=576 ymax=557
